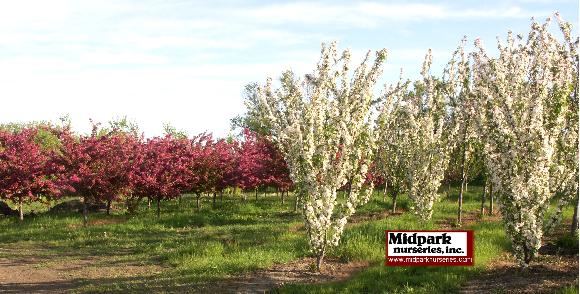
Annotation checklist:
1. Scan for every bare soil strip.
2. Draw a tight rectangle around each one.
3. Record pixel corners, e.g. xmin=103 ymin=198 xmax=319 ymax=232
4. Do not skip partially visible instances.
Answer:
xmin=459 ymin=251 xmax=578 ymax=294
xmin=198 ymin=258 xmax=370 ymax=294
xmin=0 ymin=248 xmax=163 ymax=293
xmin=460 ymin=219 xmax=579 ymax=294
xmin=0 ymin=244 xmax=369 ymax=294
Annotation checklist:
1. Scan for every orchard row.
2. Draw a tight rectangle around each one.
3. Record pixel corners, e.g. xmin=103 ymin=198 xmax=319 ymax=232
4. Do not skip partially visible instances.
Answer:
xmin=0 ymin=124 xmax=296 ymax=222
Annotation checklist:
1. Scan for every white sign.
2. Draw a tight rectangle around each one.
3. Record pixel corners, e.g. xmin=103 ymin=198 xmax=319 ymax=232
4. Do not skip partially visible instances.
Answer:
xmin=387 ymin=231 xmax=468 ymax=257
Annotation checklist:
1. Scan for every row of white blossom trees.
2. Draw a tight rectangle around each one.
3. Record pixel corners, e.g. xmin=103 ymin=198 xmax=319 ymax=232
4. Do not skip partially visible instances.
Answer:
xmin=247 ymin=14 xmax=578 ymax=269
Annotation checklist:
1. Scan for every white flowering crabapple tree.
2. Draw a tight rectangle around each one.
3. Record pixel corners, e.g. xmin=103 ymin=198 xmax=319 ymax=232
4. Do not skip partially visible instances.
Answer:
xmin=377 ymin=50 xmax=456 ymax=222
xmin=472 ymin=14 xmax=578 ymax=266
xmin=254 ymin=42 xmax=386 ymax=271
xmin=443 ymin=38 xmax=482 ymax=225
xmin=544 ymin=14 xmax=579 ymax=235
xmin=374 ymin=75 xmax=410 ymax=214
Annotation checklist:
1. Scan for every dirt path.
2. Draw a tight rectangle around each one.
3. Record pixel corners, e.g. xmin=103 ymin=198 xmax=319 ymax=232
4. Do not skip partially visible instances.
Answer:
xmin=0 ymin=256 xmax=77 ymax=293
xmin=0 ymin=247 xmax=164 ymax=293
xmin=199 ymin=258 xmax=371 ymax=294
xmin=0 ymin=249 xmax=370 ymax=294
xmin=459 ymin=251 xmax=578 ymax=294
xmin=459 ymin=219 xmax=579 ymax=294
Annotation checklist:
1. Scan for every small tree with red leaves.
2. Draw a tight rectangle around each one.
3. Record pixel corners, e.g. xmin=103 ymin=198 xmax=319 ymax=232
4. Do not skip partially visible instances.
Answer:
xmin=255 ymin=133 xmax=292 ymax=203
xmin=188 ymin=133 xmax=215 ymax=208
xmin=59 ymin=124 xmax=139 ymax=225
xmin=237 ymin=129 xmax=265 ymax=200
xmin=131 ymin=135 xmax=193 ymax=217
xmin=0 ymin=127 xmax=70 ymax=220
xmin=209 ymin=139 xmax=238 ymax=206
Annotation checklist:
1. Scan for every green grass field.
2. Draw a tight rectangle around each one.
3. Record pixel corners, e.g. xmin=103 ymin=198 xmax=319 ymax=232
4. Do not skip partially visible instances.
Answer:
xmin=0 ymin=186 xmax=576 ymax=293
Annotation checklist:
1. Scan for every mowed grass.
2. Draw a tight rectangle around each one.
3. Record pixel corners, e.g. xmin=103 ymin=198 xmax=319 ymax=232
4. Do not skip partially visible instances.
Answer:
xmin=277 ymin=185 xmax=511 ymax=293
xmin=0 ymin=193 xmax=309 ymax=292
xmin=0 ymin=186 xmax=575 ymax=293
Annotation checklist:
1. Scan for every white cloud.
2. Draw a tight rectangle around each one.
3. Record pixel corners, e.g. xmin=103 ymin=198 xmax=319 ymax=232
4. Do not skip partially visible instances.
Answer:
xmin=236 ymin=2 xmax=543 ymax=27
xmin=360 ymin=3 xmax=535 ymax=20
xmin=356 ymin=3 xmax=448 ymax=21
xmin=0 ymin=0 xmax=71 ymax=28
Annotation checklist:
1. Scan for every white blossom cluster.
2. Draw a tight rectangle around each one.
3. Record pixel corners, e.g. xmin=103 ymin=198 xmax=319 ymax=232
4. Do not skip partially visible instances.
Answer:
xmin=544 ymin=14 xmax=579 ymax=232
xmin=374 ymin=72 xmax=410 ymax=203
xmin=472 ymin=15 xmax=578 ymax=266
xmin=256 ymin=42 xmax=386 ymax=268
xmin=376 ymin=50 xmax=456 ymax=221
xmin=446 ymin=38 xmax=481 ymax=187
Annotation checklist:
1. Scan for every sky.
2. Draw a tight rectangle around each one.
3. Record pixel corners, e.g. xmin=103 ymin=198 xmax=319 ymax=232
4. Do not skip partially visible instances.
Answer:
xmin=0 ymin=0 xmax=577 ymax=137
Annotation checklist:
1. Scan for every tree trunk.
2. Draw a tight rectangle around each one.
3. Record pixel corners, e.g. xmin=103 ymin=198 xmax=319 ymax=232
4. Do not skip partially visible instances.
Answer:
xmin=392 ymin=193 xmax=398 ymax=213
xmin=255 ymin=188 xmax=258 ymax=200
xmin=147 ymin=197 xmax=151 ymax=209
xmin=480 ymin=180 xmax=487 ymax=216
xmin=212 ymin=192 xmax=216 ymax=208
xmin=294 ymin=194 xmax=299 ymax=212
xmin=82 ymin=196 xmax=88 ymax=227
xmin=523 ymin=244 xmax=533 ymax=266
xmin=156 ymin=198 xmax=161 ymax=218
xmin=383 ymin=181 xmax=388 ymax=201
xmin=489 ymin=182 xmax=494 ymax=215
xmin=571 ymin=201 xmax=578 ymax=235
xmin=458 ymin=181 xmax=464 ymax=226
xmin=316 ymin=249 xmax=326 ymax=272
xmin=281 ymin=190 xmax=285 ymax=204
xmin=220 ymin=190 xmax=223 ymax=202
xmin=196 ymin=194 xmax=200 ymax=209
xmin=18 ymin=199 xmax=23 ymax=221
xmin=127 ymin=196 xmax=141 ymax=214
xmin=106 ymin=200 xmax=111 ymax=215
xmin=446 ymin=182 xmax=451 ymax=198
xmin=457 ymin=141 xmax=467 ymax=226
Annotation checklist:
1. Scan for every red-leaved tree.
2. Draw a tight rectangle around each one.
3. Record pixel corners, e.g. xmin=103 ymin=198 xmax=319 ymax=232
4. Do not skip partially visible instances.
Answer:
xmin=59 ymin=124 xmax=139 ymax=225
xmin=188 ymin=133 xmax=215 ymax=208
xmin=236 ymin=129 xmax=293 ymax=201
xmin=209 ymin=138 xmax=238 ymax=206
xmin=237 ymin=129 xmax=265 ymax=200
xmin=130 ymin=135 xmax=193 ymax=217
xmin=255 ymin=133 xmax=292 ymax=203
xmin=0 ymin=127 xmax=71 ymax=220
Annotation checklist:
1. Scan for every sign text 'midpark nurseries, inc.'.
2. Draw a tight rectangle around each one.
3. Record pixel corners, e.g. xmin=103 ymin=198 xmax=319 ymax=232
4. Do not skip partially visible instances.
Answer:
xmin=385 ymin=230 xmax=474 ymax=266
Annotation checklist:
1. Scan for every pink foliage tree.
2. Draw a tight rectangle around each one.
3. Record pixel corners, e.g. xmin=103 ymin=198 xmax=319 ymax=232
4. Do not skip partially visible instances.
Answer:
xmin=130 ymin=135 xmax=193 ymax=217
xmin=188 ymin=133 xmax=215 ymax=208
xmin=59 ymin=124 xmax=139 ymax=225
xmin=237 ymin=129 xmax=265 ymax=200
xmin=0 ymin=127 xmax=71 ymax=220
xmin=237 ymin=129 xmax=292 ymax=201
xmin=255 ymin=133 xmax=292 ymax=202
xmin=209 ymin=138 xmax=238 ymax=205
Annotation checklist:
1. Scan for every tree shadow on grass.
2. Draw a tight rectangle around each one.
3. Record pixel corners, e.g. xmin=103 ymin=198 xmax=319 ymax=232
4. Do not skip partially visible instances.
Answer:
xmin=0 ymin=280 xmax=80 ymax=294
xmin=459 ymin=262 xmax=578 ymax=294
